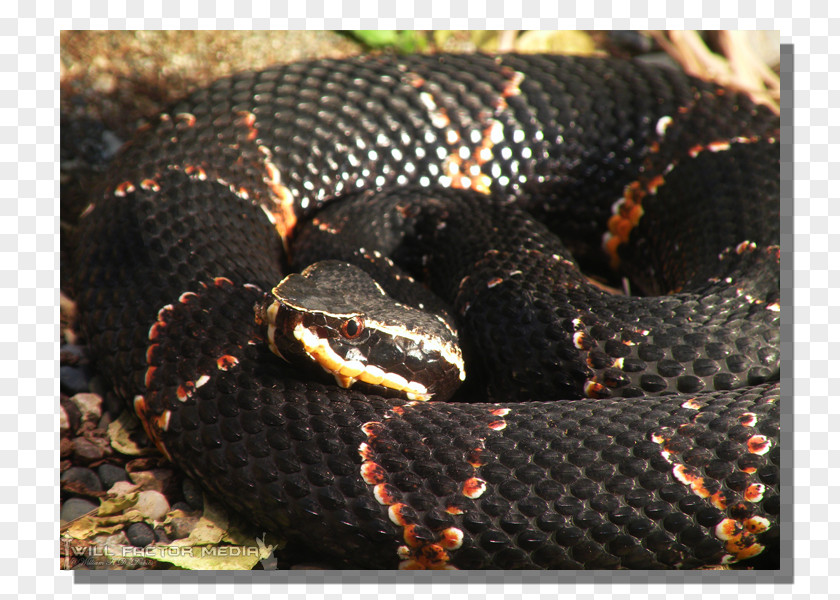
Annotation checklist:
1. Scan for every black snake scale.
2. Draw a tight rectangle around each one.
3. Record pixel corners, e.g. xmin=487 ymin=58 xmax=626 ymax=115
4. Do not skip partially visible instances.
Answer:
xmin=73 ymin=53 xmax=781 ymax=569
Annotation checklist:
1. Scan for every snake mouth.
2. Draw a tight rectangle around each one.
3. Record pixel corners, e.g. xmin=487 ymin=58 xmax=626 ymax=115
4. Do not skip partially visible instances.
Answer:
xmin=255 ymin=261 xmax=464 ymax=401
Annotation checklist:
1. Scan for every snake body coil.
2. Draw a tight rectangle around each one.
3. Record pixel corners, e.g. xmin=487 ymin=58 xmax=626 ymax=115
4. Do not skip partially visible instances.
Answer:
xmin=74 ymin=53 xmax=781 ymax=569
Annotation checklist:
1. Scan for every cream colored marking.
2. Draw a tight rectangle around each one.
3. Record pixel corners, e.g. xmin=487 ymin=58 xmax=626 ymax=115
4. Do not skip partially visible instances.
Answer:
xmin=334 ymin=374 xmax=355 ymax=388
xmin=158 ymin=409 xmax=172 ymax=431
xmin=360 ymin=461 xmax=384 ymax=485
xmin=746 ymin=516 xmax=771 ymax=531
xmin=359 ymin=364 xmax=386 ymax=385
xmin=265 ymin=158 xmax=282 ymax=184
xmin=714 ymin=518 xmax=739 ymax=541
xmin=175 ymin=112 xmax=196 ymax=126
xmin=440 ymin=527 xmax=464 ymax=550
xmin=748 ymin=434 xmax=772 ymax=455
xmin=217 ymin=355 xmax=239 ymax=370
xmin=584 ymin=380 xmax=602 ymax=396
xmin=656 ymin=115 xmax=673 ymax=137
xmin=405 ymin=381 xmax=429 ymax=401
xmin=387 ymin=504 xmax=406 ymax=525
xmin=184 ymin=165 xmax=208 ymax=180
xmin=358 ymin=442 xmax=374 ymax=461
xmin=373 ymin=484 xmax=392 ymax=505
xmin=708 ymin=140 xmax=731 ymax=152
xmin=381 ymin=371 xmax=409 ymax=390
xmin=114 ymin=182 xmax=135 ymax=197
xmin=338 ymin=360 xmax=366 ymax=378
xmin=433 ymin=314 xmax=459 ymax=338
xmin=462 ymin=478 xmax=487 ymax=499
xmin=292 ymin=323 xmax=435 ymax=400
xmin=194 ymin=374 xmax=210 ymax=389
xmin=746 ymin=483 xmax=766 ymax=502
xmin=260 ymin=204 xmax=276 ymax=225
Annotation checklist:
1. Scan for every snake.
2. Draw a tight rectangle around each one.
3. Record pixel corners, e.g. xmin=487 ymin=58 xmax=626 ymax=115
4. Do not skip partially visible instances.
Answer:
xmin=72 ymin=52 xmax=781 ymax=569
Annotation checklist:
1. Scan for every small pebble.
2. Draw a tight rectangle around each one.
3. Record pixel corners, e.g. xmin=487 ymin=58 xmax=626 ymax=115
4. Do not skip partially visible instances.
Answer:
xmin=129 ymin=468 xmax=175 ymax=493
xmin=97 ymin=532 xmax=131 ymax=568
xmin=108 ymin=480 xmax=138 ymax=496
xmin=97 ymin=463 xmax=129 ymax=490
xmin=167 ymin=513 xmax=200 ymax=540
xmin=154 ymin=527 xmax=171 ymax=544
xmin=61 ymin=466 xmax=103 ymax=493
xmin=61 ymin=497 xmax=98 ymax=523
xmin=60 ymin=365 xmax=90 ymax=395
xmin=60 ymin=399 xmax=81 ymax=436
xmin=181 ymin=477 xmax=204 ymax=511
xmin=135 ymin=490 xmax=169 ymax=522
xmin=60 ymin=437 xmax=74 ymax=459
xmin=60 ymin=405 xmax=71 ymax=437
xmin=71 ymin=392 xmax=103 ymax=423
xmin=72 ymin=437 xmax=105 ymax=463
xmin=125 ymin=522 xmax=155 ymax=548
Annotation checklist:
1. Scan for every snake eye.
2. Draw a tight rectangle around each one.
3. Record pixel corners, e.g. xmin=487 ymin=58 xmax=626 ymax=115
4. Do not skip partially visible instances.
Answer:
xmin=340 ymin=316 xmax=365 ymax=339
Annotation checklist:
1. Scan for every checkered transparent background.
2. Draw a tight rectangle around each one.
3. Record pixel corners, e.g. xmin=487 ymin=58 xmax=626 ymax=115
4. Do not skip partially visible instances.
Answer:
xmin=5 ymin=1 xmax=834 ymax=598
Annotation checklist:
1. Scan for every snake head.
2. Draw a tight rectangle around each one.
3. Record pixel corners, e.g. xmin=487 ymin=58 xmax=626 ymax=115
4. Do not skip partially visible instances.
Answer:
xmin=255 ymin=260 xmax=465 ymax=402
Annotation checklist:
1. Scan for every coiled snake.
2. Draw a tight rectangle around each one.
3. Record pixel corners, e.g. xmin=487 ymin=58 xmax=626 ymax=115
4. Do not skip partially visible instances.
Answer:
xmin=74 ymin=53 xmax=780 ymax=569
